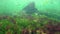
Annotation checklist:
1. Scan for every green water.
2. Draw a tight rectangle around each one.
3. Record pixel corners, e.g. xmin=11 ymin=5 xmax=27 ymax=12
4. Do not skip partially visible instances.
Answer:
xmin=0 ymin=0 xmax=60 ymax=20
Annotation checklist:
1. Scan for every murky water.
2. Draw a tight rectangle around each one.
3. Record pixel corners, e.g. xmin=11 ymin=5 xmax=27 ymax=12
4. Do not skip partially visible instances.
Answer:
xmin=0 ymin=0 xmax=60 ymax=34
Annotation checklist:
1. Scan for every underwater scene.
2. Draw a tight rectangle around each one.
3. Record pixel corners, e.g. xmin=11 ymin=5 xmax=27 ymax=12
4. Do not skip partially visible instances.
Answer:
xmin=0 ymin=0 xmax=60 ymax=34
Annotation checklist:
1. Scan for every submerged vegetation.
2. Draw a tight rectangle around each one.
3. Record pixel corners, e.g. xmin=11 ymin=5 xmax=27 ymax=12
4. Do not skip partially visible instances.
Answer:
xmin=0 ymin=14 xmax=60 ymax=34
xmin=0 ymin=1 xmax=60 ymax=34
